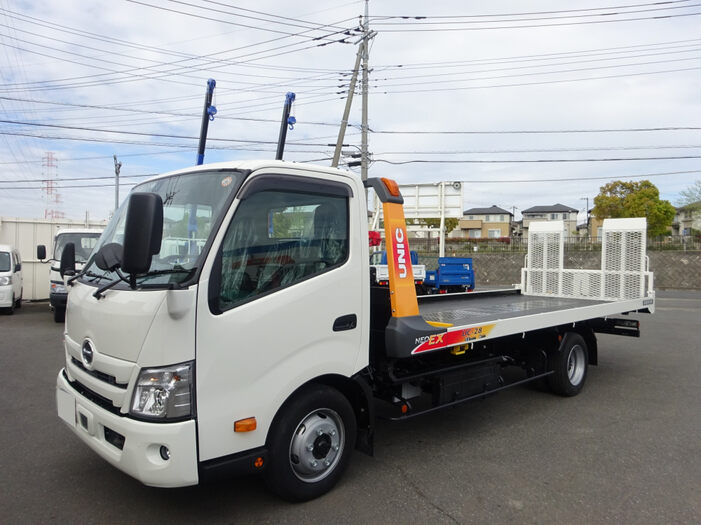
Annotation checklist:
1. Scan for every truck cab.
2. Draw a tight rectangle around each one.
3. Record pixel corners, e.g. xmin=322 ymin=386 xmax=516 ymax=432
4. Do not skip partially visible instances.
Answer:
xmin=56 ymin=161 xmax=369 ymax=497
xmin=38 ymin=228 xmax=103 ymax=322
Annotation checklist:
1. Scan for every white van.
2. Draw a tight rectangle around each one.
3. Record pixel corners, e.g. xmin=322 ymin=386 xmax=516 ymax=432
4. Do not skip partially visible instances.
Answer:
xmin=0 ymin=244 xmax=23 ymax=314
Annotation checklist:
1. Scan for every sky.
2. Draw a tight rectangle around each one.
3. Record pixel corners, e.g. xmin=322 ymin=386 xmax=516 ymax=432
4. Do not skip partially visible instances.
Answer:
xmin=1 ymin=0 xmax=700 ymax=222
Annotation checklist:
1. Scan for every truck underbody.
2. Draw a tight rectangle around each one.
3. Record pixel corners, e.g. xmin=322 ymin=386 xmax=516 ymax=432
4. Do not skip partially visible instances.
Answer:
xmin=368 ymin=286 xmax=644 ymax=421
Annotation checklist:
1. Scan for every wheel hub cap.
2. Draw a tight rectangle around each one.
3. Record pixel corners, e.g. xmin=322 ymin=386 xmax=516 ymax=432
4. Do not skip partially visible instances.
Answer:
xmin=289 ymin=409 xmax=344 ymax=483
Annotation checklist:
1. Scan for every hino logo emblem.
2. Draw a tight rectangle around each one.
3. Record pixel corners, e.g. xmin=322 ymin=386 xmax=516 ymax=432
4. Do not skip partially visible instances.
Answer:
xmin=81 ymin=340 xmax=95 ymax=369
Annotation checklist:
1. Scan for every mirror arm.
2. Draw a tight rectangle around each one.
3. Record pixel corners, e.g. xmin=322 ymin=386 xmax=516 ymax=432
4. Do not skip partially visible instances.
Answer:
xmin=67 ymin=271 xmax=83 ymax=286
xmin=92 ymin=269 xmax=132 ymax=299
xmin=93 ymin=278 xmax=122 ymax=300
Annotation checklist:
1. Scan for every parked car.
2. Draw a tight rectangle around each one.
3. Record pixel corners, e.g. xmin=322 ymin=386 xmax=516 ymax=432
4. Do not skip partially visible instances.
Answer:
xmin=0 ymin=244 xmax=23 ymax=314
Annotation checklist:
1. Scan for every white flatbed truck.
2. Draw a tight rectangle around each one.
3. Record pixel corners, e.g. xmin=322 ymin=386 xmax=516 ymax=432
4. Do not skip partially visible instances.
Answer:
xmin=55 ymin=161 xmax=654 ymax=501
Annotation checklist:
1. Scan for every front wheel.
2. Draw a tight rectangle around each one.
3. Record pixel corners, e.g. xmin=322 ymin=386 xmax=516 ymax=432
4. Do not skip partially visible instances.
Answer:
xmin=547 ymin=332 xmax=589 ymax=397
xmin=6 ymin=295 xmax=15 ymax=315
xmin=265 ymin=384 xmax=356 ymax=502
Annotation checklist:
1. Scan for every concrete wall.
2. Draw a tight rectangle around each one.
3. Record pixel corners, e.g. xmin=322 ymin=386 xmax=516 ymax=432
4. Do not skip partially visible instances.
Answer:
xmin=0 ymin=217 xmax=108 ymax=300
xmin=420 ymin=251 xmax=701 ymax=290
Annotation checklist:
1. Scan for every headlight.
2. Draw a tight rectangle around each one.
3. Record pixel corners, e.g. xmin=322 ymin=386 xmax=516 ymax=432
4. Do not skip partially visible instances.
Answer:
xmin=0 ymin=276 xmax=11 ymax=286
xmin=51 ymin=283 xmax=66 ymax=294
xmin=130 ymin=362 xmax=193 ymax=421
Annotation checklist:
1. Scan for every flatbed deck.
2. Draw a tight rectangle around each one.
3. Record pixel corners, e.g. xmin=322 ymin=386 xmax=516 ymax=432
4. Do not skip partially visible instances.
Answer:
xmin=408 ymin=288 xmax=653 ymax=355
xmin=419 ymin=289 xmax=608 ymax=326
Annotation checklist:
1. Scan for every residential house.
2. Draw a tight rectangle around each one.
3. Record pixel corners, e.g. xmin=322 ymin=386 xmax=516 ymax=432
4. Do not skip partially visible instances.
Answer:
xmin=671 ymin=202 xmax=701 ymax=236
xmin=455 ymin=205 xmax=513 ymax=239
xmin=521 ymin=204 xmax=579 ymax=235
xmin=575 ymin=208 xmax=605 ymax=239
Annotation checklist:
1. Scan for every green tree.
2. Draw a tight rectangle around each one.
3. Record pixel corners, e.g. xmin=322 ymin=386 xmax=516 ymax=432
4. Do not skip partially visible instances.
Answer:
xmin=677 ymin=179 xmax=701 ymax=210
xmin=593 ymin=180 xmax=675 ymax=237
xmin=418 ymin=217 xmax=459 ymax=233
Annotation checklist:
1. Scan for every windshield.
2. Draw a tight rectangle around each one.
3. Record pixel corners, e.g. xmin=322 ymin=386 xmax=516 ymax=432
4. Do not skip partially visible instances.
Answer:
xmin=83 ymin=169 xmax=241 ymax=287
xmin=0 ymin=252 xmax=9 ymax=272
xmin=54 ymin=233 xmax=102 ymax=263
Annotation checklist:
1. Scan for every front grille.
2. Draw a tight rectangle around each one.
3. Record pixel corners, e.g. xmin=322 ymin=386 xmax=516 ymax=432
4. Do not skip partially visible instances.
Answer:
xmin=71 ymin=358 xmax=128 ymax=389
xmin=65 ymin=370 xmax=124 ymax=417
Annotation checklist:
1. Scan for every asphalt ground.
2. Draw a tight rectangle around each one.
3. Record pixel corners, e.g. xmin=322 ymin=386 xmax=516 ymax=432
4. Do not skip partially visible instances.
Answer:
xmin=1 ymin=290 xmax=700 ymax=524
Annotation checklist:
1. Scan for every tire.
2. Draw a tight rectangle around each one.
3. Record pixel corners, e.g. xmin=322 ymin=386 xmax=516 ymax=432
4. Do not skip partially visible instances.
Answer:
xmin=265 ymin=384 xmax=356 ymax=502
xmin=547 ymin=332 xmax=588 ymax=397
xmin=53 ymin=307 xmax=65 ymax=323
xmin=6 ymin=295 xmax=15 ymax=315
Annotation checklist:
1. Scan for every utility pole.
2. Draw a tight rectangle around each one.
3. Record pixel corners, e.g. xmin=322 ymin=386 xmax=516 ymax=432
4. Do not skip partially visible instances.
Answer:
xmin=331 ymin=46 xmax=363 ymax=167
xmin=113 ymin=154 xmax=122 ymax=212
xmin=360 ymin=0 xmax=370 ymax=183
xmin=581 ymin=197 xmax=590 ymax=237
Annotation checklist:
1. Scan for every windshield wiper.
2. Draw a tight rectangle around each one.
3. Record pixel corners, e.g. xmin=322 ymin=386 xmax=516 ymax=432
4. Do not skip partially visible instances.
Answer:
xmin=84 ymin=270 xmax=110 ymax=283
xmin=137 ymin=267 xmax=196 ymax=283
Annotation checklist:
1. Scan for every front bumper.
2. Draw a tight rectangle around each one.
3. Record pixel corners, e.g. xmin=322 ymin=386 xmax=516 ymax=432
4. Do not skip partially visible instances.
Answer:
xmin=0 ymin=285 xmax=12 ymax=307
xmin=50 ymin=292 xmax=67 ymax=309
xmin=56 ymin=369 xmax=199 ymax=487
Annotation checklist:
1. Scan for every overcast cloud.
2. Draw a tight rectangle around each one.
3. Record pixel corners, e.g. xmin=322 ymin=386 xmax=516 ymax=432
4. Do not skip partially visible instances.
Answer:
xmin=1 ymin=0 xmax=700 ymax=221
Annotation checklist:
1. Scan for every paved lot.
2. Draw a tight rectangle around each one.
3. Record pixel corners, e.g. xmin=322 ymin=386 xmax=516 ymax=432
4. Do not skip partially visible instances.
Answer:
xmin=1 ymin=291 xmax=700 ymax=524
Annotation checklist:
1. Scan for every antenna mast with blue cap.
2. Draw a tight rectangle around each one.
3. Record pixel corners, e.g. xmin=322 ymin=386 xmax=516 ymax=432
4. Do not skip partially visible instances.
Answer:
xmin=189 ymin=78 xmax=217 ymax=255
xmin=196 ymin=78 xmax=217 ymax=166
xmin=275 ymin=91 xmax=296 ymax=160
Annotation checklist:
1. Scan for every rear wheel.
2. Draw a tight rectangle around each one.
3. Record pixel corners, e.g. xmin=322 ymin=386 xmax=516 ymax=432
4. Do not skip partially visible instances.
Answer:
xmin=547 ymin=332 xmax=588 ymax=396
xmin=53 ymin=306 xmax=65 ymax=323
xmin=265 ymin=384 xmax=356 ymax=502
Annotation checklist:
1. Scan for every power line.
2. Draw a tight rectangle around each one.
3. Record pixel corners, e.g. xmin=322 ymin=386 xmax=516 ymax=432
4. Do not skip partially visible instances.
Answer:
xmin=370 ymin=9 xmax=701 ymax=32
xmin=374 ymin=65 xmax=701 ymax=94
xmin=371 ymin=126 xmax=701 ymax=135
xmin=376 ymin=144 xmax=701 ymax=154
xmin=2 ymin=168 xmax=698 ymax=190
xmin=126 ymin=0 xmax=354 ymax=39
xmin=370 ymin=46 xmax=701 ymax=85
xmin=0 ymin=119 xmax=341 ymax=146
xmin=371 ymin=1 xmax=695 ymax=21
xmin=374 ymin=155 xmax=701 ymax=164
xmin=0 ymin=173 xmax=155 ymax=183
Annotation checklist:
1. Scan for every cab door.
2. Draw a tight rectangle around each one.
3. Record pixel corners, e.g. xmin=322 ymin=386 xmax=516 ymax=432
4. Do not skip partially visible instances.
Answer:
xmin=195 ymin=171 xmax=368 ymax=462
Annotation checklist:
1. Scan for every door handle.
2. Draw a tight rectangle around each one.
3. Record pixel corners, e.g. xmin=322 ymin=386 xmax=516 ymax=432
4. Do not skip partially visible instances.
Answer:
xmin=333 ymin=314 xmax=357 ymax=332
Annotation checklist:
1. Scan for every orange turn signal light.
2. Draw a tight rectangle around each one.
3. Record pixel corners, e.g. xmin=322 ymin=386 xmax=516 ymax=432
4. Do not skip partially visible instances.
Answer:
xmin=234 ymin=417 xmax=257 ymax=433
xmin=381 ymin=177 xmax=401 ymax=197
xmin=254 ymin=457 xmax=264 ymax=468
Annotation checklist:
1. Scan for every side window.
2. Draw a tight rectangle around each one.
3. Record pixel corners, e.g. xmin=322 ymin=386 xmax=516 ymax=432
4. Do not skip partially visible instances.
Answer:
xmin=217 ymin=188 xmax=349 ymax=311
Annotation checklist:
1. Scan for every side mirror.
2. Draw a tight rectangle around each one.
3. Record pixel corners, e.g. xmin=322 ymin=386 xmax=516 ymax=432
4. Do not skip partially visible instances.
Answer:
xmin=94 ymin=243 xmax=123 ymax=272
xmin=15 ymin=264 xmax=21 ymax=272
xmin=37 ymin=245 xmax=46 ymax=260
xmin=122 ymin=192 xmax=163 ymax=275
xmin=60 ymin=242 xmax=76 ymax=278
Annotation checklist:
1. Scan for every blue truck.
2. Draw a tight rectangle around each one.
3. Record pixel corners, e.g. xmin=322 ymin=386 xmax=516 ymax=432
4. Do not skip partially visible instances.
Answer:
xmin=423 ymin=256 xmax=475 ymax=294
